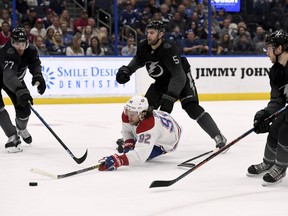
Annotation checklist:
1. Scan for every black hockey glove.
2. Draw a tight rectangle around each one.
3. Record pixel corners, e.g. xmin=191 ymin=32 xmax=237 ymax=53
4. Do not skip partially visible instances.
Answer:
xmin=16 ymin=88 xmax=33 ymax=107
xmin=116 ymin=66 xmax=132 ymax=84
xmin=32 ymin=74 xmax=46 ymax=95
xmin=160 ymin=94 xmax=177 ymax=114
xmin=253 ymin=109 xmax=271 ymax=134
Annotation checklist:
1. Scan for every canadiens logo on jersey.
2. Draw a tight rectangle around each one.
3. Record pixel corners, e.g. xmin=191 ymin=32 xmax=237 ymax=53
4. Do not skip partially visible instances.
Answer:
xmin=146 ymin=61 xmax=164 ymax=78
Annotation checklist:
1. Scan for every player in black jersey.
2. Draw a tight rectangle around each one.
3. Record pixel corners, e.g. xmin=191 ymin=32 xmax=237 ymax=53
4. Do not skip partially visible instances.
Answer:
xmin=247 ymin=30 xmax=288 ymax=185
xmin=116 ymin=21 xmax=227 ymax=150
xmin=0 ymin=27 xmax=46 ymax=153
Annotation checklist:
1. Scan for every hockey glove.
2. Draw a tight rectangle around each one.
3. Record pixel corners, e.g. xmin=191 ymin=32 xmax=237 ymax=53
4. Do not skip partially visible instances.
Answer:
xmin=16 ymin=88 xmax=33 ymax=107
xmin=98 ymin=154 xmax=129 ymax=171
xmin=32 ymin=74 xmax=46 ymax=95
xmin=116 ymin=66 xmax=132 ymax=84
xmin=116 ymin=138 xmax=135 ymax=153
xmin=253 ymin=109 xmax=271 ymax=134
xmin=160 ymin=94 xmax=177 ymax=114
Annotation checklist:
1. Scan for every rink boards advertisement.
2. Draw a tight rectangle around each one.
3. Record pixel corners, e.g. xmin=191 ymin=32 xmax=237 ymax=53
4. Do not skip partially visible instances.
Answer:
xmin=10 ymin=56 xmax=272 ymax=101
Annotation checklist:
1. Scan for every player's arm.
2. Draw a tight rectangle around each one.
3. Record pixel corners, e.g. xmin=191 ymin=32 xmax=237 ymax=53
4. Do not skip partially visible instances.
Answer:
xmin=27 ymin=46 xmax=46 ymax=95
xmin=116 ymin=41 xmax=146 ymax=84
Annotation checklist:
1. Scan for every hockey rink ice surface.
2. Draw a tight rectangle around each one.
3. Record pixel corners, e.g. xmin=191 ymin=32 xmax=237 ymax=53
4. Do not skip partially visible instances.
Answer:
xmin=1 ymin=100 xmax=288 ymax=216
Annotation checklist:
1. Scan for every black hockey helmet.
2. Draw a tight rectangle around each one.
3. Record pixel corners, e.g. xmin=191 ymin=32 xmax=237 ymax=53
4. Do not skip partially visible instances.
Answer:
xmin=11 ymin=27 xmax=27 ymax=43
xmin=146 ymin=21 xmax=165 ymax=32
xmin=265 ymin=29 xmax=288 ymax=51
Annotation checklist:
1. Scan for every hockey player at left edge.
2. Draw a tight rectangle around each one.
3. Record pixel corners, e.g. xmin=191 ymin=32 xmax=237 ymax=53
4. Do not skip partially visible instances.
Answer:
xmin=0 ymin=27 xmax=46 ymax=153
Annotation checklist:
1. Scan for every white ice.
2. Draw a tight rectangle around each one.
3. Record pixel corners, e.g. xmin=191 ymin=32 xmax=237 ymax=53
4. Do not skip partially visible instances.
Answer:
xmin=1 ymin=100 xmax=288 ymax=216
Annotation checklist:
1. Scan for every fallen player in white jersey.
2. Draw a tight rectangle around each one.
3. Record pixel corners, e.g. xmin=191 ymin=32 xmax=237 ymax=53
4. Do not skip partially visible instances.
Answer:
xmin=98 ymin=95 xmax=182 ymax=171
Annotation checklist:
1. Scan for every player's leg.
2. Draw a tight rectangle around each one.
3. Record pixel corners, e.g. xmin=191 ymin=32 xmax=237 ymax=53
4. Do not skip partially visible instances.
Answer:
xmin=6 ymin=87 xmax=32 ymax=144
xmin=179 ymin=74 xmax=227 ymax=148
xmin=247 ymin=113 xmax=283 ymax=177
xmin=0 ymin=94 xmax=22 ymax=153
xmin=144 ymin=83 xmax=164 ymax=109
xmin=263 ymin=118 xmax=288 ymax=185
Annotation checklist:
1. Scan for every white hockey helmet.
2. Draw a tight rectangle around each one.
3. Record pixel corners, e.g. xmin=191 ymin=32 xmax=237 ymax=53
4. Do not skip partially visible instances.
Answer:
xmin=124 ymin=96 xmax=149 ymax=116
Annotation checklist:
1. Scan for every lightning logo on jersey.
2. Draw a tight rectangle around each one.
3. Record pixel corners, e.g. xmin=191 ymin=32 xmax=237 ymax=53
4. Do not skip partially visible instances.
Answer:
xmin=146 ymin=61 xmax=164 ymax=78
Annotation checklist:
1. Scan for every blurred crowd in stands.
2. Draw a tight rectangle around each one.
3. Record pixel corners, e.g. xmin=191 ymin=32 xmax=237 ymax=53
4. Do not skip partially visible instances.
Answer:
xmin=1 ymin=0 xmax=288 ymax=56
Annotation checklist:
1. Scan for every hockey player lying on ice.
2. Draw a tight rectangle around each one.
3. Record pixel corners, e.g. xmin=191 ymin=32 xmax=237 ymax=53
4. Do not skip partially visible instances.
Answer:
xmin=98 ymin=95 xmax=182 ymax=171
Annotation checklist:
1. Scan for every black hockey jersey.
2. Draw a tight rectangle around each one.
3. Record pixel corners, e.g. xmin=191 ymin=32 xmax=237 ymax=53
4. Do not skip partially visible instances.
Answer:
xmin=127 ymin=39 xmax=186 ymax=97
xmin=0 ymin=41 xmax=42 ymax=93
xmin=265 ymin=62 xmax=288 ymax=114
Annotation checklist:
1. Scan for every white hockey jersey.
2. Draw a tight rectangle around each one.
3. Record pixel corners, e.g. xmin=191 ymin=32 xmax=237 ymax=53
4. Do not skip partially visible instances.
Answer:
xmin=121 ymin=110 xmax=182 ymax=166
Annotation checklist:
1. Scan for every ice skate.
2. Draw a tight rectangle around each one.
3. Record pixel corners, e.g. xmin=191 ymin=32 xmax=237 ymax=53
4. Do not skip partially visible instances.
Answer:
xmin=262 ymin=165 xmax=286 ymax=186
xmin=214 ymin=132 xmax=228 ymax=153
xmin=5 ymin=134 xmax=22 ymax=153
xmin=17 ymin=127 xmax=32 ymax=144
xmin=247 ymin=161 xmax=273 ymax=177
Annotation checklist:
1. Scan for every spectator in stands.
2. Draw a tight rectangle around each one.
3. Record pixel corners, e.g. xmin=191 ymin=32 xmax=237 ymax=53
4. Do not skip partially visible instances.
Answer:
xmin=233 ymin=32 xmax=254 ymax=54
xmin=86 ymin=36 xmax=104 ymax=56
xmin=0 ymin=21 xmax=10 ymax=46
xmin=49 ymin=0 xmax=67 ymax=16
xmin=121 ymin=36 xmax=137 ymax=56
xmin=22 ymin=21 xmax=35 ymax=43
xmin=253 ymin=25 xmax=268 ymax=54
xmin=66 ymin=33 xmax=84 ymax=56
xmin=217 ymin=32 xmax=233 ymax=55
xmin=16 ymin=0 xmax=29 ymax=15
xmin=60 ymin=21 xmax=73 ymax=47
xmin=59 ymin=9 xmax=74 ymax=33
xmin=99 ymin=32 xmax=114 ymax=55
xmin=182 ymin=0 xmax=195 ymax=19
xmin=195 ymin=3 xmax=206 ymax=30
xmin=120 ymin=1 xmax=139 ymax=38
xmin=219 ymin=18 xmax=231 ymax=38
xmin=159 ymin=3 xmax=172 ymax=25
xmin=75 ymin=9 xmax=88 ymax=33
xmin=42 ymin=8 xmax=54 ymax=29
xmin=216 ymin=7 xmax=227 ymax=28
xmin=30 ymin=18 xmax=46 ymax=38
xmin=134 ymin=11 xmax=150 ymax=41
xmin=34 ymin=35 xmax=48 ymax=56
xmin=167 ymin=11 xmax=187 ymax=35
xmin=0 ymin=0 xmax=12 ymax=13
xmin=202 ymin=0 xmax=216 ymax=18
xmin=44 ymin=26 xmax=55 ymax=51
xmin=177 ymin=3 xmax=191 ymax=27
xmin=165 ymin=25 xmax=184 ymax=49
xmin=87 ymin=17 xmax=100 ymax=37
xmin=81 ymin=25 xmax=97 ymax=54
xmin=182 ymin=29 xmax=206 ymax=55
xmin=49 ymin=15 xmax=62 ymax=34
xmin=0 ymin=9 xmax=11 ymax=27
xmin=233 ymin=26 xmax=253 ymax=49
xmin=47 ymin=31 xmax=66 ymax=55
xmin=21 ymin=7 xmax=37 ymax=27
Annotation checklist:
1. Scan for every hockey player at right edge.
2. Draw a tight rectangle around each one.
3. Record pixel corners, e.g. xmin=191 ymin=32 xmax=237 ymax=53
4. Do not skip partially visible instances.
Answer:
xmin=247 ymin=30 xmax=288 ymax=186
xmin=116 ymin=21 xmax=227 ymax=150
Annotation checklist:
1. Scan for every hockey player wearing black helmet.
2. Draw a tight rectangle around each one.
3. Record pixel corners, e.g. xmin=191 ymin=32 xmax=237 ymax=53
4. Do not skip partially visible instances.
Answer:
xmin=0 ymin=27 xmax=46 ymax=153
xmin=116 ymin=20 xmax=227 ymax=151
xmin=247 ymin=29 xmax=288 ymax=185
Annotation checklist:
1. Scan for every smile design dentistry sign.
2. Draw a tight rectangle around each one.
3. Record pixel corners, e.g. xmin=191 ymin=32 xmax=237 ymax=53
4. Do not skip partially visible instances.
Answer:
xmin=25 ymin=57 xmax=136 ymax=97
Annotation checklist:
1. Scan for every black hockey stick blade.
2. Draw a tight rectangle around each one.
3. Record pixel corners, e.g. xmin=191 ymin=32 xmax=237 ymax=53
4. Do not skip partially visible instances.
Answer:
xmin=177 ymin=163 xmax=196 ymax=168
xmin=31 ymin=164 xmax=101 ymax=179
xmin=177 ymin=150 xmax=213 ymax=166
xmin=30 ymin=105 xmax=88 ymax=164
xmin=150 ymin=105 xmax=288 ymax=188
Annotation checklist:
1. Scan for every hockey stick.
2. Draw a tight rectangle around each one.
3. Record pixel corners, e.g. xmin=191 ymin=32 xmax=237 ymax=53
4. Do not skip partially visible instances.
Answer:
xmin=31 ymin=164 xmax=100 ymax=179
xmin=30 ymin=106 xmax=88 ymax=164
xmin=177 ymin=149 xmax=214 ymax=167
xmin=149 ymin=105 xmax=287 ymax=188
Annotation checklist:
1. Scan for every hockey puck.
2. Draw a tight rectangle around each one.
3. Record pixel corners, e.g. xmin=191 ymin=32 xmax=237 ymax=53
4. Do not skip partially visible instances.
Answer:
xmin=29 ymin=182 xmax=38 ymax=186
